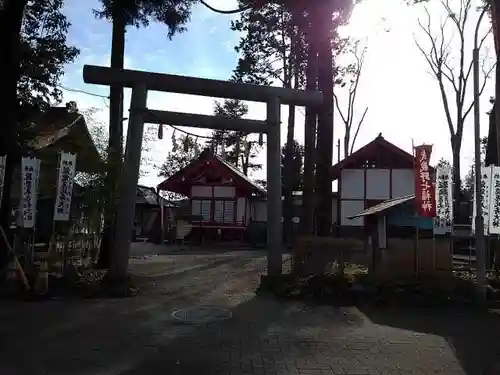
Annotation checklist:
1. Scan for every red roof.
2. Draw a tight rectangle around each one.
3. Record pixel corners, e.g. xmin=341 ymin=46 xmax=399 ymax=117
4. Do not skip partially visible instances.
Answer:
xmin=331 ymin=134 xmax=434 ymax=179
xmin=157 ymin=148 xmax=266 ymax=197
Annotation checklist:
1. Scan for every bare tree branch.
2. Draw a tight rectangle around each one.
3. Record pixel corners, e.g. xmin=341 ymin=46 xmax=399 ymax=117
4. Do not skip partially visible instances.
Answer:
xmin=350 ymin=107 xmax=368 ymax=155
xmin=463 ymin=60 xmax=496 ymax=120
xmin=413 ymin=0 xmax=493 ymax=213
xmin=334 ymin=41 xmax=368 ymax=157
xmin=347 ymin=44 xmax=366 ymax=131
xmin=333 ymin=92 xmax=348 ymax=126
xmin=414 ymin=8 xmax=455 ymax=137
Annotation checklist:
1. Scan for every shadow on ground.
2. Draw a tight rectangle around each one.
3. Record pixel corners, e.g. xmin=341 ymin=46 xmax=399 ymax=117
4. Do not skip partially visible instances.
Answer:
xmin=5 ymin=246 xmax=497 ymax=375
xmin=0 ymin=249 xmax=361 ymax=375
xmin=116 ymin=297 xmax=363 ymax=375
xmin=358 ymin=305 xmax=500 ymax=375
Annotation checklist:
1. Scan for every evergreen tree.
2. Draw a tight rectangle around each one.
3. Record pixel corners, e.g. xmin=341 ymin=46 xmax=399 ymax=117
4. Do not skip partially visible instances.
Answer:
xmin=157 ymin=132 xmax=203 ymax=199
xmin=281 ymin=140 xmax=304 ymax=194
xmin=0 ymin=0 xmax=79 ymax=233
xmin=231 ymin=1 xmax=353 ymax=238
xmin=231 ymin=2 xmax=306 ymax=241
xmin=158 ymin=132 xmax=203 ymax=181
xmin=94 ymin=0 xmax=196 ymax=273
xmin=209 ymin=99 xmax=262 ymax=176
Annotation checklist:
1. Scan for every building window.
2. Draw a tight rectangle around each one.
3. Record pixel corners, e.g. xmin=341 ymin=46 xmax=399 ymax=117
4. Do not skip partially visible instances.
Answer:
xmin=192 ymin=199 xmax=212 ymax=221
xmin=214 ymin=200 xmax=235 ymax=224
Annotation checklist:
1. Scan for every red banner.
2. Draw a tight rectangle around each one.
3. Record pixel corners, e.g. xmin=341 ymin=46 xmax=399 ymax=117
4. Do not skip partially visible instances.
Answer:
xmin=414 ymin=145 xmax=436 ymax=217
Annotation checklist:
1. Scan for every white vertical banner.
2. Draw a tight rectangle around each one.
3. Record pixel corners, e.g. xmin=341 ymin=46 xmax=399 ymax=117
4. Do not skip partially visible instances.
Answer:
xmin=0 ymin=155 xmax=6 ymax=209
xmin=33 ymin=158 xmax=41 ymax=225
xmin=20 ymin=157 xmax=41 ymax=228
xmin=489 ymin=166 xmax=500 ymax=234
xmin=472 ymin=166 xmax=493 ymax=235
xmin=434 ymin=166 xmax=453 ymax=235
xmin=54 ymin=152 xmax=77 ymax=222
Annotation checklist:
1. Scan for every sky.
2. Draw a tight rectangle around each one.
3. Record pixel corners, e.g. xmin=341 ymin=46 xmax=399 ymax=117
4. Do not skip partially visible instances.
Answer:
xmin=60 ymin=0 xmax=496 ymax=189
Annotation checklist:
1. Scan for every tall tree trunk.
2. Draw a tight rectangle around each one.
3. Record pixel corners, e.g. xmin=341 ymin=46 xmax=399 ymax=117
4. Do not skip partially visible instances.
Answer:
xmin=495 ymin=52 xmax=500 ymax=166
xmin=283 ymin=103 xmax=296 ymax=244
xmin=493 ymin=1 xmax=500 ymax=167
xmin=486 ymin=101 xmax=498 ymax=167
xmin=452 ymin=140 xmax=462 ymax=223
xmin=314 ymin=6 xmax=334 ymax=237
xmin=0 ymin=0 xmax=28 ymax=261
xmin=241 ymin=141 xmax=250 ymax=176
xmin=300 ymin=26 xmax=318 ymax=236
xmin=279 ymin=12 xmax=295 ymax=244
xmin=343 ymin=135 xmax=349 ymax=160
xmin=97 ymin=3 xmax=126 ymax=270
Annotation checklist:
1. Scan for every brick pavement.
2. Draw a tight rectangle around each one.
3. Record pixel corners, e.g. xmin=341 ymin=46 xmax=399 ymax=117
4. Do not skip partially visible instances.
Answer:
xmin=1 ymin=246 xmax=500 ymax=375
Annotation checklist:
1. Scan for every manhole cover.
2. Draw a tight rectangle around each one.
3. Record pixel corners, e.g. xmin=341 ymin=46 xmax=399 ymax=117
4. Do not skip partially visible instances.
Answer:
xmin=171 ymin=306 xmax=232 ymax=324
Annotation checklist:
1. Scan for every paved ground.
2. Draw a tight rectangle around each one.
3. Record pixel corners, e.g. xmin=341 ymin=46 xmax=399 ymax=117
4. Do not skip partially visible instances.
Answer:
xmin=1 ymin=243 xmax=500 ymax=375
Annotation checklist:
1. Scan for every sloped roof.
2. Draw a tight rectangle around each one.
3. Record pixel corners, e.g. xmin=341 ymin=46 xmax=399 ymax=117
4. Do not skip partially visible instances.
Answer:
xmin=347 ymin=194 xmax=415 ymax=219
xmin=331 ymin=134 xmax=435 ymax=179
xmin=25 ymin=106 xmax=102 ymax=173
xmin=137 ymin=185 xmax=177 ymax=207
xmin=157 ymin=148 xmax=266 ymax=197
xmin=211 ymin=152 xmax=266 ymax=195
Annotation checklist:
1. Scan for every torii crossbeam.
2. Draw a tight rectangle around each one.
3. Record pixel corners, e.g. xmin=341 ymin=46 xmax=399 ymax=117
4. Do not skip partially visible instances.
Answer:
xmin=82 ymin=65 xmax=323 ymax=282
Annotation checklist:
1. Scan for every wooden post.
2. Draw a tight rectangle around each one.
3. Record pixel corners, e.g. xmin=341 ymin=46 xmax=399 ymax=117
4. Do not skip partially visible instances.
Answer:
xmin=315 ymin=3 xmax=334 ymax=237
xmin=109 ymin=85 xmax=148 ymax=281
xmin=142 ymin=111 xmax=268 ymax=133
xmin=266 ymin=97 xmax=282 ymax=277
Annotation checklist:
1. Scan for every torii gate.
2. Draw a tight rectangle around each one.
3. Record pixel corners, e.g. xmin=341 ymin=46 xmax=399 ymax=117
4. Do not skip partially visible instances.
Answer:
xmin=82 ymin=65 xmax=323 ymax=281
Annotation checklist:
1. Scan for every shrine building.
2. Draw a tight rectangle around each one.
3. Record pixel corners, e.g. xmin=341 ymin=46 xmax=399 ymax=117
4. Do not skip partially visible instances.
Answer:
xmin=331 ymin=133 xmax=435 ymax=238
xmin=157 ymin=148 xmax=267 ymax=241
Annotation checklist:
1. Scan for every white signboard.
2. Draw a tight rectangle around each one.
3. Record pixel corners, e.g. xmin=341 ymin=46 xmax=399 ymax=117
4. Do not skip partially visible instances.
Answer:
xmin=0 ymin=155 xmax=6 ymax=209
xmin=434 ymin=166 xmax=453 ymax=235
xmin=20 ymin=157 xmax=41 ymax=228
xmin=489 ymin=166 xmax=500 ymax=234
xmin=54 ymin=152 xmax=77 ymax=221
xmin=472 ymin=166 xmax=492 ymax=235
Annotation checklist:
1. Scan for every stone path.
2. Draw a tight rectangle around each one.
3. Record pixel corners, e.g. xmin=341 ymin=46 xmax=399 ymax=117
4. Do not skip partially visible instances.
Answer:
xmin=1 ymin=244 xmax=500 ymax=375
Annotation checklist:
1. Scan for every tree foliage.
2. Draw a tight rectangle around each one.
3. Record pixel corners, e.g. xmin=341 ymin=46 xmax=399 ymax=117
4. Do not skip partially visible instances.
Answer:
xmin=19 ymin=0 xmax=79 ymax=122
xmin=334 ymin=39 xmax=368 ymax=158
xmin=281 ymin=140 xmax=304 ymax=193
xmin=75 ymin=108 xmax=108 ymax=235
xmin=230 ymin=2 xmax=304 ymax=242
xmin=463 ymin=136 xmax=488 ymax=196
xmin=72 ymin=107 xmax=157 ymax=234
xmin=94 ymin=0 xmax=197 ymax=274
xmin=158 ymin=132 xmax=203 ymax=181
xmin=94 ymin=0 xmax=196 ymax=37
xmin=231 ymin=2 xmax=309 ymax=87
xmin=0 ymin=0 xmax=79 ymax=230
xmin=208 ymin=99 xmax=263 ymax=176
xmin=230 ymin=0 xmax=356 ymax=237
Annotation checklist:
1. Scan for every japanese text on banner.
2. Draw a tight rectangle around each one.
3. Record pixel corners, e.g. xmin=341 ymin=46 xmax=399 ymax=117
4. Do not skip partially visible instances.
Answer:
xmin=54 ymin=152 xmax=77 ymax=222
xmin=489 ymin=166 xmax=500 ymax=234
xmin=414 ymin=145 xmax=436 ymax=217
xmin=20 ymin=157 xmax=40 ymax=228
xmin=472 ymin=166 xmax=492 ymax=234
xmin=434 ymin=166 xmax=453 ymax=234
